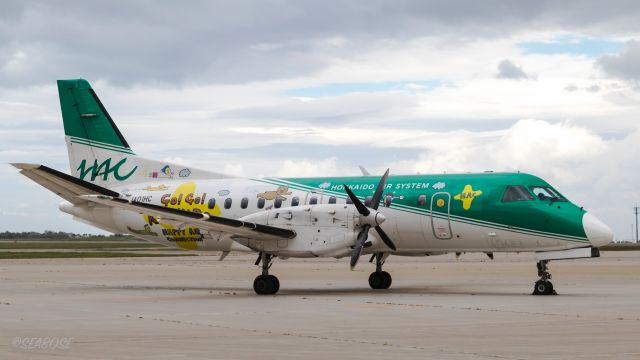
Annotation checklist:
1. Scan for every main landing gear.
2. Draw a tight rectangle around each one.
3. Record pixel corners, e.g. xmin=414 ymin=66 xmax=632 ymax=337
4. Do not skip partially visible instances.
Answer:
xmin=253 ymin=252 xmax=280 ymax=295
xmin=532 ymin=260 xmax=557 ymax=295
xmin=368 ymin=253 xmax=392 ymax=290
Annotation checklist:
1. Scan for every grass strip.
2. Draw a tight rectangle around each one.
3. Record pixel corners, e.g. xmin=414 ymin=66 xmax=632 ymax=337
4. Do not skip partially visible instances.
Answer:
xmin=0 ymin=242 xmax=166 ymax=250
xmin=600 ymin=243 xmax=640 ymax=251
xmin=0 ymin=252 xmax=195 ymax=259
xmin=0 ymin=237 xmax=147 ymax=242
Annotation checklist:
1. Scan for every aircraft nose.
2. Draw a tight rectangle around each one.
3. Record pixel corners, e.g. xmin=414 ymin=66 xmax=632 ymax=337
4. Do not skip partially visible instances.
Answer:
xmin=582 ymin=213 xmax=613 ymax=247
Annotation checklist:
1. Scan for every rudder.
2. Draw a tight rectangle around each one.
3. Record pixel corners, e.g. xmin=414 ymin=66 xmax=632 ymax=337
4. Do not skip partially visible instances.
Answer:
xmin=58 ymin=79 xmax=133 ymax=154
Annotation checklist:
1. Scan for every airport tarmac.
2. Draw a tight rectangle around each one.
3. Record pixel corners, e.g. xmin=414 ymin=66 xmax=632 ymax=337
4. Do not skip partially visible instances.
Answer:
xmin=1 ymin=251 xmax=639 ymax=359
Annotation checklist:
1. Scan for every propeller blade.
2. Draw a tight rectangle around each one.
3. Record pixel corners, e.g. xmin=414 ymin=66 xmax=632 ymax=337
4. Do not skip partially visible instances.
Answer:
xmin=350 ymin=225 xmax=370 ymax=269
xmin=374 ymin=226 xmax=397 ymax=251
xmin=346 ymin=169 xmax=397 ymax=270
xmin=343 ymin=184 xmax=370 ymax=216
xmin=370 ymin=168 xmax=389 ymax=210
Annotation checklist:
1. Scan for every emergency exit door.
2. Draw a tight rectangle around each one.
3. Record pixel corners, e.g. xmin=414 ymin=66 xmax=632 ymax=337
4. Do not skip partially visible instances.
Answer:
xmin=430 ymin=192 xmax=452 ymax=240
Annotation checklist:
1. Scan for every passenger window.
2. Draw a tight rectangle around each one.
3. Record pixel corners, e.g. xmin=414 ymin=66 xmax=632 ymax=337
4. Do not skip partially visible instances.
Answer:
xmin=208 ymin=198 xmax=216 ymax=209
xmin=274 ymin=198 xmax=282 ymax=208
xmin=240 ymin=197 xmax=248 ymax=209
xmin=309 ymin=196 xmax=318 ymax=205
xmin=418 ymin=195 xmax=427 ymax=206
xmin=224 ymin=198 xmax=232 ymax=209
xmin=257 ymin=197 xmax=265 ymax=209
xmin=291 ymin=196 xmax=299 ymax=206
xmin=328 ymin=196 xmax=337 ymax=204
xmin=346 ymin=197 xmax=353 ymax=204
xmin=383 ymin=195 xmax=393 ymax=207
xmin=502 ymin=186 xmax=534 ymax=202
xmin=364 ymin=196 xmax=373 ymax=207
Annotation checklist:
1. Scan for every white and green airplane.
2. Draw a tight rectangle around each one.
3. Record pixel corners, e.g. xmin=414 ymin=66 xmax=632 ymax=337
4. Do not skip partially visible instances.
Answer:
xmin=14 ymin=79 xmax=613 ymax=295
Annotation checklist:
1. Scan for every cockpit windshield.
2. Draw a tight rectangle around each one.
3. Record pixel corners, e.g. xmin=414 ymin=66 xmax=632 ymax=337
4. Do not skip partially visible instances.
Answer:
xmin=502 ymin=185 xmax=534 ymax=202
xmin=529 ymin=186 xmax=566 ymax=202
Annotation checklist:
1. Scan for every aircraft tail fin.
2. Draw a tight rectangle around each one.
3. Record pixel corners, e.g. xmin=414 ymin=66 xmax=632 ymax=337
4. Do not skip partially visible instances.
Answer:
xmin=57 ymin=79 xmax=233 ymax=187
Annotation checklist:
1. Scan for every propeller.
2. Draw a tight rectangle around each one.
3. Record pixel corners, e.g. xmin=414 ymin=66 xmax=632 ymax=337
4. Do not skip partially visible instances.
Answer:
xmin=344 ymin=168 xmax=397 ymax=270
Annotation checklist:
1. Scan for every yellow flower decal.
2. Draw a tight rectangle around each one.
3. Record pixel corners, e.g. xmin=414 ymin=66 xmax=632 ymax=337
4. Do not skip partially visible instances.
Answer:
xmin=454 ymin=184 xmax=483 ymax=210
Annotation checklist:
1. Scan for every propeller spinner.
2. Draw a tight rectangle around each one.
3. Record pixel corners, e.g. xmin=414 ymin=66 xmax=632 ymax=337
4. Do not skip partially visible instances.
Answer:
xmin=344 ymin=168 xmax=397 ymax=270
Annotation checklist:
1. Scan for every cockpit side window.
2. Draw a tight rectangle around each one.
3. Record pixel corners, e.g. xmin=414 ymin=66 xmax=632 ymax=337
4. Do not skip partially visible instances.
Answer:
xmin=502 ymin=185 xmax=534 ymax=202
xmin=529 ymin=186 xmax=567 ymax=202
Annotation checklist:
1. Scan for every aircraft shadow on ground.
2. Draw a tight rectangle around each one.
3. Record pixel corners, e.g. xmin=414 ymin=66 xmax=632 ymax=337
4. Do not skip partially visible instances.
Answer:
xmin=88 ymin=284 xmax=567 ymax=298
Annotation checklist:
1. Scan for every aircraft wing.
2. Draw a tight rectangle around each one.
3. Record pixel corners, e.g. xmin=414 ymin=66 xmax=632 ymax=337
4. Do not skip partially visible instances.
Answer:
xmin=12 ymin=163 xmax=296 ymax=241
xmin=81 ymin=195 xmax=295 ymax=241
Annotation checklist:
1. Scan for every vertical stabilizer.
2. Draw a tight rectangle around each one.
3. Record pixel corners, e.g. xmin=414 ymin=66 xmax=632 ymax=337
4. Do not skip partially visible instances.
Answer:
xmin=57 ymin=79 xmax=233 ymax=188
xmin=58 ymin=79 xmax=140 ymax=187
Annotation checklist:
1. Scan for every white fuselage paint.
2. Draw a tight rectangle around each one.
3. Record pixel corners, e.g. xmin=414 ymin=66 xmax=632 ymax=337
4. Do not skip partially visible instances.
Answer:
xmin=60 ymin=178 xmax=588 ymax=257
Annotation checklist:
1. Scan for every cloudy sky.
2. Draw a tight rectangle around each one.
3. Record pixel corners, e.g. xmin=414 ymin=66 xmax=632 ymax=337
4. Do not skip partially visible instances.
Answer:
xmin=1 ymin=0 xmax=639 ymax=239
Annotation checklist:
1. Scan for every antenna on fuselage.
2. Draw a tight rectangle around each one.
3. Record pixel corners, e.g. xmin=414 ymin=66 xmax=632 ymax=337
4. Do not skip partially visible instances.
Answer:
xmin=358 ymin=165 xmax=370 ymax=176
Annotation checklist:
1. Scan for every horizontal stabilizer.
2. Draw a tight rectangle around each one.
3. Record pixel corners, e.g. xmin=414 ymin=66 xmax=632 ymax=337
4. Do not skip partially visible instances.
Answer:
xmin=12 ymin=163 xmax=118 ymax=203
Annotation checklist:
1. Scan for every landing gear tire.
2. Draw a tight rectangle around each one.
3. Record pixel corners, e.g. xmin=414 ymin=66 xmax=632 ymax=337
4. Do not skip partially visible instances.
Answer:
xmin=268 ymin=275 xmax=280 ymax=293
xmin=369 ymin=272 xmax=383 ymax=289
xmin=381 ymin=271 xmax=392 ymax=289
xmin=253 ymin=275 xmax=272 ymax=295
xmin=532 ymin=260 xmax=557 ymax=295
xmin=253 ymin=274 xmax=279 ymax=295
xmin=533 ymin=280 xmax=556 ymax=295
xmin=253 ymin=253 xmax=280 ymax=295
xmin=369 ymin=271 xmax=392 ymax=290
xmin=368 ymin=253 xmax=392 ymax=290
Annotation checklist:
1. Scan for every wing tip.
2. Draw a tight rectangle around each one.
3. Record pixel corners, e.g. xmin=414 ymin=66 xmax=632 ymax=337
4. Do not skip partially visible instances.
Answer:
xmin=11 ymin=163 xmax=41 ymax=170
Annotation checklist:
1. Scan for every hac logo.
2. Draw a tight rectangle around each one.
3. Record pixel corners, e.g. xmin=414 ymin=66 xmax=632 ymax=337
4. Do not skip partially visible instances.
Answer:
xmin=77 ymin=158 xmax=137 ymax=181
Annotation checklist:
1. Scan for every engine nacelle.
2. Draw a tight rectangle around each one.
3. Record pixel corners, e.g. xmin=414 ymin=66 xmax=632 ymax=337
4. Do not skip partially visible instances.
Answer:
xmin=239 ymin=204 xmax=361 ymax=257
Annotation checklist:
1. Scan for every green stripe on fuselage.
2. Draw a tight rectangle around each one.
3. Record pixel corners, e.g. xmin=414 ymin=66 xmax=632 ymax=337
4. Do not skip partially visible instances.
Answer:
xmin=262 ymin=172 xmax=587 ymax=241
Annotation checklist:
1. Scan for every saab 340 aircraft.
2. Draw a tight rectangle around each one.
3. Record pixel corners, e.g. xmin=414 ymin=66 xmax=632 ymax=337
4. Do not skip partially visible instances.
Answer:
xmin=14 ymin=79 xmax=613 ymax=295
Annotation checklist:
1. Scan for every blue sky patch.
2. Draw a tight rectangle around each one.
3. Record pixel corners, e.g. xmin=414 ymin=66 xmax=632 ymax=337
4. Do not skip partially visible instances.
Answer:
xmin=518 ymin=35 xmax=624 ymax=57
xmin=284 ymin=80 xmax=443 ymax=98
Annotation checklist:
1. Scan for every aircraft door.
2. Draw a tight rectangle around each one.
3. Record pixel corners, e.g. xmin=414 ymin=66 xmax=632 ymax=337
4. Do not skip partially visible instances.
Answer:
xmin=430 ymin=192 xmax=452 ymax=240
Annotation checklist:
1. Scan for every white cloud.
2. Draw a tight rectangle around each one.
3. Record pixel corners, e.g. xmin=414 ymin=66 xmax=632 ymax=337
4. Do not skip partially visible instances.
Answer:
xmin=493 ymin=119 xmax=605 ymax=167
xmin=223 ymin=163 xmax=245 ymax=177
xmin=280 ymin=157 xmax=342 ymax=178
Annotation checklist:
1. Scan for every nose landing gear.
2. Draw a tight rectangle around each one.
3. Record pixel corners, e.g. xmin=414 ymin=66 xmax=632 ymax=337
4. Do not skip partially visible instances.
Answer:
xmin=253 ymin=252 xmax=280 ymax=295
xmin=533 ymin=260 xmax=556 ymax=295
xmin=368 ymin=253 xmax=392 ymax=290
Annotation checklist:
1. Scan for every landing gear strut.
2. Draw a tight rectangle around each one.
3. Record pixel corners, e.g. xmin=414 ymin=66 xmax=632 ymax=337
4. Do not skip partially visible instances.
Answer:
xmin=253 ymin=252 xmax=279 ymax=295
xmin=532 ymin=260 xmax=556 ymax=295
xmin=368 ymin=253 xmax=392 ymax=290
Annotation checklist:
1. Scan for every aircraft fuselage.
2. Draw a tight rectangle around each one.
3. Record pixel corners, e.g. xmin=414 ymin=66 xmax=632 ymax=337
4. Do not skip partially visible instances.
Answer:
xmin=60 ymin=171 xmax=606 ymax=257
